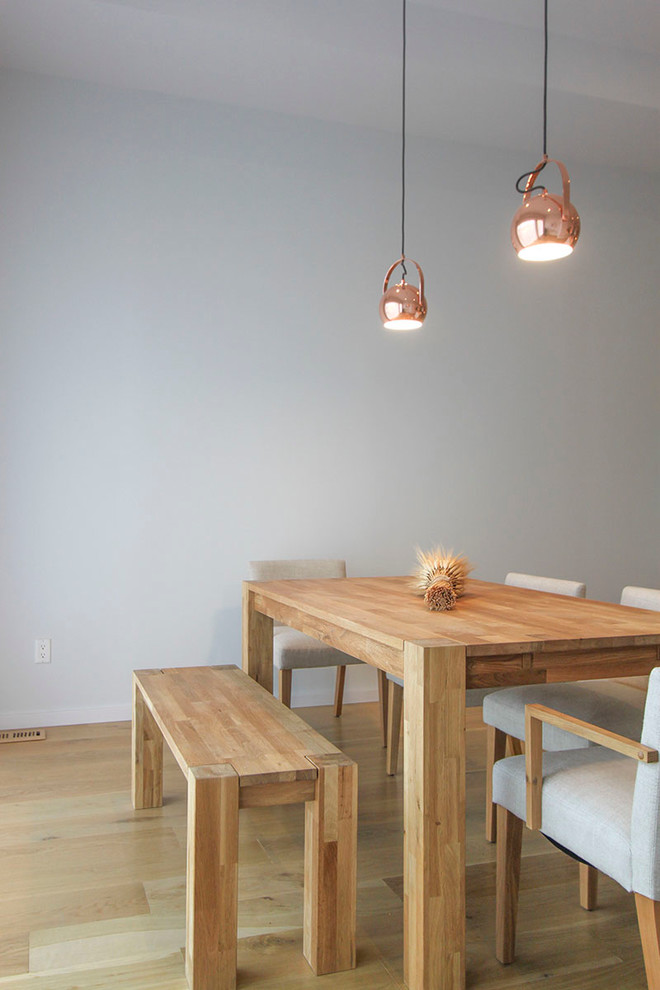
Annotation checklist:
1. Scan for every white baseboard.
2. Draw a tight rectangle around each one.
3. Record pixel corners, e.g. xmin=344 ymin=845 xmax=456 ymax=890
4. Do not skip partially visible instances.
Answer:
xmin=0 ymin=704 xmax=133 ymax=730
xmin=0 ymin=684 xmax=380 ymax=730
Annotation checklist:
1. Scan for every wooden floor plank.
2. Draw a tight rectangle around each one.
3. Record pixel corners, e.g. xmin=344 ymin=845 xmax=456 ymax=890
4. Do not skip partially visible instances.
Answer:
xmin=0 ymin=704 xmax=649 ymax=989
xmin=0 ymin=882 xmax=150 ymax=936
xmin=0 ymin=933 xmax=29 ymax=979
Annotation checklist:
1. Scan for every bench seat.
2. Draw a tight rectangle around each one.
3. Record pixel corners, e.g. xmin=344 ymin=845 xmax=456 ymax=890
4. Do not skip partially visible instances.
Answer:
xmin=132 ymin=664 xmax=357 ymax=990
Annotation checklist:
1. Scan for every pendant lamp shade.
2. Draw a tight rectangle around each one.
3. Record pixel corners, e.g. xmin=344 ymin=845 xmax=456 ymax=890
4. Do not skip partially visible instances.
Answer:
xmin=380 ymin=257 xmax=427 ymax=331
xmin=511 ymin=157 xmax=580 ymax=261
xmin=511 ymin=0 xmax=579 ymax=261
xmin=380 ymin=0 xmax=427 ymax=330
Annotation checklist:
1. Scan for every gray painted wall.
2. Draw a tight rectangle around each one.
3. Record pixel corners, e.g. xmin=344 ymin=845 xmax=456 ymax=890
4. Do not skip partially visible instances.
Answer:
xmin=1 ymin=68 xmax=658 ymax=726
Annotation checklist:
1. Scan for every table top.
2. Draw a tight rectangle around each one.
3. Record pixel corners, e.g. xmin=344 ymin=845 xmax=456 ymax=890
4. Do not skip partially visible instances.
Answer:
xmin=247 ymin=576 xmax=660 ymax=657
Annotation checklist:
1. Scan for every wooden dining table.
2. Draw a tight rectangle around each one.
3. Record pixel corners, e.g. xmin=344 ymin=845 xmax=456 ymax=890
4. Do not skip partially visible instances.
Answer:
xmin=242 ymin=575 xmax=660 ymax=990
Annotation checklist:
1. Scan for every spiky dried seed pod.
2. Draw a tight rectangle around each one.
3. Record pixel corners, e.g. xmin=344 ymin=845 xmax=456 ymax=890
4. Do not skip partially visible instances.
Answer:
xmin=424 ymin=577 xmax=457 ymax=611
xmin=411 ymin=546 xmax=473 ymax=599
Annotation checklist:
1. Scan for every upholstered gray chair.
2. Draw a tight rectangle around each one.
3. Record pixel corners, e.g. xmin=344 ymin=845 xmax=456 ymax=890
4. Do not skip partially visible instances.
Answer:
xmin=492 ymin=666 xmax=660 ymax=988
xmin=483 ymin=585 xmax=659 ymax=846
xmin=384 ymin=571 xmax=587 ymax=777
xmin=503 ymin=571 xmax=586 ymax=598
xmin=248 ymin=559 xmax=366 ymax=715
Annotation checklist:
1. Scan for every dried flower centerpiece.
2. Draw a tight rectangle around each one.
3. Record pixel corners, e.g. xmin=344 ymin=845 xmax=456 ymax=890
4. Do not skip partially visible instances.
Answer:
xmin=411 ymin=546 xmax=473 ymax=612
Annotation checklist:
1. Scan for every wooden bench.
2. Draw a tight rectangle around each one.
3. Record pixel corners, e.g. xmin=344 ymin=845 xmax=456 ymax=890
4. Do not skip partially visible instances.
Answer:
xmin=131 ymin=665 xmax=357 ymax=990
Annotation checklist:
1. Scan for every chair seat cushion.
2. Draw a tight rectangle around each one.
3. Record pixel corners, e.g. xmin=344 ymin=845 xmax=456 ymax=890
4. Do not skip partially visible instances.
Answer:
xmin=273 ymin=628 xmax=363 ymax=671
xmin=493 ymin=748 xmax=636 ymax=891
xmin=482 ymin=679 xmax=646 ymax=750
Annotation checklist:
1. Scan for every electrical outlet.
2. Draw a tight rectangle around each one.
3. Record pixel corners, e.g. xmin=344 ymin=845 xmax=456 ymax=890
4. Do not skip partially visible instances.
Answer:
xmin=35 ymin=639 xmax=51 ymax=663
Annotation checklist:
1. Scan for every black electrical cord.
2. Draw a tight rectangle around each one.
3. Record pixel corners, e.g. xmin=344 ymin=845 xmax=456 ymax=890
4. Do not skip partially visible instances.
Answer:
xmin=542 ymin=0 xmax=548 ymax=157
xmin=515 ymin=0 xmax=549 ymax=195
xmin=400 ymin=0 xmax=408 ymax=277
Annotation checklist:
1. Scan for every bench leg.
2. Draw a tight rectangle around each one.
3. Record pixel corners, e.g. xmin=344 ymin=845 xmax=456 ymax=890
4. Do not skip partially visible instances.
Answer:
xmin=186 ymin=765 xmax=240 ymax=990
xmin=132 ymin=677 xmax=163 ymax=809
xmin=303 ymin=754 xmax=357 ymax=975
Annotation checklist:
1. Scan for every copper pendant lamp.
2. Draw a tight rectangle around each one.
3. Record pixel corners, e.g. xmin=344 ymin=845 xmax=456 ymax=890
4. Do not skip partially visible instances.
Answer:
xmin=379 ymin=0 xmax=427 ymax=330
xmin=511 ymin=0 xmax=580 ymax=261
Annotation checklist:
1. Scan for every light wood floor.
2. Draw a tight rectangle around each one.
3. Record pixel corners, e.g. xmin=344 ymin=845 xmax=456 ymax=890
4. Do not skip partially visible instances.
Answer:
xmin=0 ymin=702 xmax=647 ymax=988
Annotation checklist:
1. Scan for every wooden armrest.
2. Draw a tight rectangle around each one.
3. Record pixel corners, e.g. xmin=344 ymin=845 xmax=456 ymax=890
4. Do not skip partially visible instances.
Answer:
xmin=526 ymin=704 xmax=657 ymax=762
xmin=524 ymin=703 xmax=658 ymax=830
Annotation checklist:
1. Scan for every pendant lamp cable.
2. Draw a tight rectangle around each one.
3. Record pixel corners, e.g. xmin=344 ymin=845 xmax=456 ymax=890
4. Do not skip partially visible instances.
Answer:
xmin=515 ymin=0 xmax=549 ymax=194
xmin=400 ymin=0 xmax=407 ymax=277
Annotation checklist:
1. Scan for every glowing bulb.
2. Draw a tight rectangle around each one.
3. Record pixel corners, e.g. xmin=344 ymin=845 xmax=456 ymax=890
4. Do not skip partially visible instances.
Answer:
xmin=383 ymin=316 xmax=424 ymax=331
xmin=518 ymin=242 xmax=574 ymax=262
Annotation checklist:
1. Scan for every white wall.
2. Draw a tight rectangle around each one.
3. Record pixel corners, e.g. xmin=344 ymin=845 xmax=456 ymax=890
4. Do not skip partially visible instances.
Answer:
xmin=1 ymin=68 xmax=658 ymax=726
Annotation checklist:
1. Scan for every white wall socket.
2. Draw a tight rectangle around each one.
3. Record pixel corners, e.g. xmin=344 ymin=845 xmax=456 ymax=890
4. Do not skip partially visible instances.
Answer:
xmin=35 ymin=639 xmax=51 ymax=663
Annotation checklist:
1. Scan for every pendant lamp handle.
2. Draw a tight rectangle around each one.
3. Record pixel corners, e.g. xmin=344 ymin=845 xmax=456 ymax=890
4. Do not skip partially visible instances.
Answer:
xmin=523 ymin=157 xmax=572 ymax=219
xmin=382 ymin=256 xmax=425 ymax=298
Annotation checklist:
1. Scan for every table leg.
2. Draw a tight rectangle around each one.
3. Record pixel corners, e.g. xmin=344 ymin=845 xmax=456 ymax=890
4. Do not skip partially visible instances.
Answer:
xmin=403 ymin=641 xmax=466 ymax=990
xmin=241 ymin=582 xmax=274 ymax=692
xmin=132 ymin=677 xmax=163 ymax=810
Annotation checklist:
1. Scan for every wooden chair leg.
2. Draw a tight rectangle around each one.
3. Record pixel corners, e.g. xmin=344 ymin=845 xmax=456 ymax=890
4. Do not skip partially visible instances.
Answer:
xmin=507 ymin=735 xmax=523 ymax=757
xmin=186 ymin=765 xmax=239 ymax=990
xmin=636 ymin=893 xmax=660 ymax=990
xmin=485 ymin=726 xmax=507 ymax=843
xmin=278 ymin=668 xmax=292 ymax=708
xmin=132 ymin=678 xmax=163 ymax=809
xmin=386 ymin=680 xmax=404 ymax=776
xmin=333 ymin=665 xmax=347 ymax=717
xmin=377 ymin=668 xmax=389 ymax=746
xmin=304 ymin=754 xmax=357 ymax=975
xmin=496 ymin=804 xmax=523 ymax=965
xmin=579 ymin=863 xmax=599 ymax=911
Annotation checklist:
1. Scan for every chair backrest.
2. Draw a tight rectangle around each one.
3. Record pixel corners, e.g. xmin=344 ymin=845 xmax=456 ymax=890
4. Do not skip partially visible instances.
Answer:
xmin=505 ymin=572 xmax=586 ymax=598
xmin=248 ymin=559 xmax=347 ymax=582
xmin=621 ymin=586 xmax=660 ymax=611
xmin=248 ymin=560 xmax=347 ymax=629
xmin=632 ymin=667 xmax=660 ymax=898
